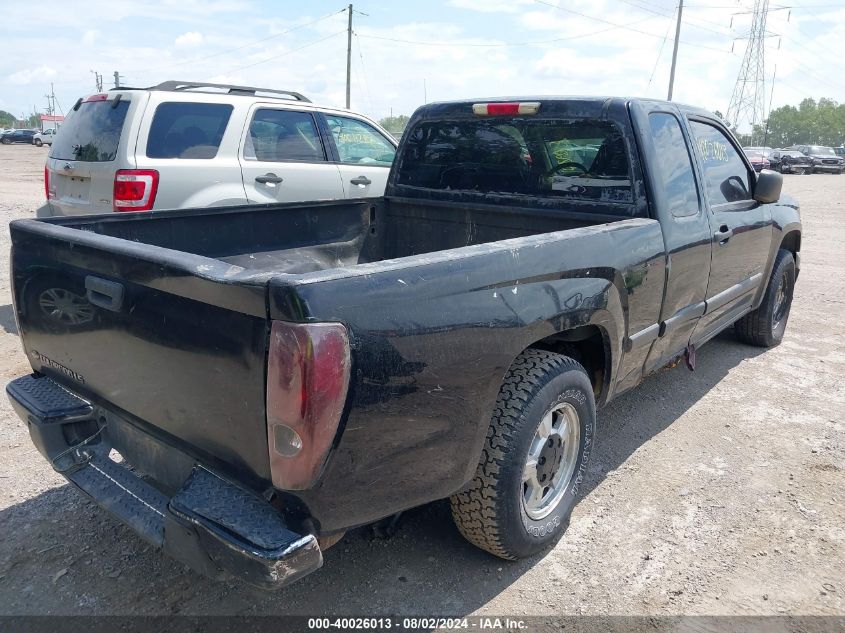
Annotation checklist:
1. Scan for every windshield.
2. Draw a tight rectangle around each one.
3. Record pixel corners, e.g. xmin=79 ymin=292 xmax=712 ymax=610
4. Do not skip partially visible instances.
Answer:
xmin=808 ymin=146 xmax=835 ymax=156
xmin=50 ymin=99 xmax=130 ymax=162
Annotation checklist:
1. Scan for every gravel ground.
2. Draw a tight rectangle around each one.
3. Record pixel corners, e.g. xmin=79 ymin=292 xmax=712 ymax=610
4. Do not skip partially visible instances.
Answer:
xmin=0 ymin=144 xmax=842 ymax=617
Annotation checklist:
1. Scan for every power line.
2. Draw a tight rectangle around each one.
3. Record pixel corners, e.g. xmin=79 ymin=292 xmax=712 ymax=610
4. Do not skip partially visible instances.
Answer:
xmin=528 ymin=0 xmax=735 ymax=54
xmin=201 ymin=30 xmax=346 ymax=79
xmin=647 ymin=13 xmax=675 ymax=93
xmin=615 ymin=0 xmax=739 ymax=38
xmin=357 ymin=15 xmax=659 ymax=48
xmin=131 ymin=8 xmax=347 ymax=75
xmin=353 ymin=31 xmax=375 ymax=117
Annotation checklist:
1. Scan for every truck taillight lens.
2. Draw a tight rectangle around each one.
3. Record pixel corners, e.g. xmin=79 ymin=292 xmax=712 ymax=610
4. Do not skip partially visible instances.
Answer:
xmin=266 ymin=320 xmax=350 ymax=490
xmin=44 ymin=166 xmax=51 ymax=200
xmin=113 ymin=169 xmax=158 ymax=211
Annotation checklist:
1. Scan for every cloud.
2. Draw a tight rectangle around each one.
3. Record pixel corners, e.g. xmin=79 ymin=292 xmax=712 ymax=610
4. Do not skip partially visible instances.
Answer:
xmin=175 ymin=31 xmax=204 ymax=47
xmin=448 ymin=0 xmax=534 ymax=13
xmin=82 ymin=29 xmax=100 ymax=46
xmin=7 ymin=65 xmax=57 ymax=85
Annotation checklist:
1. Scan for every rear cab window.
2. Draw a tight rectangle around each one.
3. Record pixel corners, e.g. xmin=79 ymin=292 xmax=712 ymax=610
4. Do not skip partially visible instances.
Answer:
xmin=146 ymin=102 xmax=233 ymax=159
xmin=50 ymin=97 xmax=130 ymax=162
xmin=395 ymin=116 xmax=635 ymax=212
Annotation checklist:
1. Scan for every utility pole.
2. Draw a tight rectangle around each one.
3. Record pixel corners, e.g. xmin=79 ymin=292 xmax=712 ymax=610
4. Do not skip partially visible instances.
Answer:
xmin=91 ymin=70 xmax=103 ymax=92
xmin=346 ymin=4 xmax=353 ymax=109
xmin=667 ymin=0 xmax=684 ymax=101
xmin=113 ymin=71 xmax=121 ymax=89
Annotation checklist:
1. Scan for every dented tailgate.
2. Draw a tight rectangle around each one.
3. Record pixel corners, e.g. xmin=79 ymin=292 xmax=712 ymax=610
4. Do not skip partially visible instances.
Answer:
xmin=9 ymin=218 xmax=273 ymax=484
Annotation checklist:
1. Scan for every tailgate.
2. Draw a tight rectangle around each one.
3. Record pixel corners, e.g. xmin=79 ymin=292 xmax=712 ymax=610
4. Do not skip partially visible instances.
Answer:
xmin=9 ymin=219 xmax=272 ymax=483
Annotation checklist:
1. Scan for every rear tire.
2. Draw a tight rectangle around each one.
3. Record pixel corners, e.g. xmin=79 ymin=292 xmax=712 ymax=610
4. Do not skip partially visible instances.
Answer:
xmin=450 ymin=349 xmax=596 ymax=560
xmin=735 ymin=249 xmax=795 ymax=347
xmin=34 ymin=139 xmax=42 ymax=147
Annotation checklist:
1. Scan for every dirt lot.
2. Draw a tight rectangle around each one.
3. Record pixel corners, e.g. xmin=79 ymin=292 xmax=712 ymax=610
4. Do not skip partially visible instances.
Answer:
xmin=0 ymin=144 xmax=842 ymax=617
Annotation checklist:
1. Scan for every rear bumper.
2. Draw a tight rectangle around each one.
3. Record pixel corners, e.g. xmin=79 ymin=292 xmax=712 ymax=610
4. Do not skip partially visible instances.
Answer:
xmin=6 ymin=373 xmax=322 ymax=590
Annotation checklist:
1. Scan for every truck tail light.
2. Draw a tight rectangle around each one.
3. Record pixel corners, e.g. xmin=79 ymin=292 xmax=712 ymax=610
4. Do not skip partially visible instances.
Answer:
xmin=472 ymin=101 xmax=541 ymax=116
xmin=44 ymin=166 xmax=51 ymax=200
xmin=113 ymin=169 xmax=158 ymax=212
xmin=266 ymin=320 xmax=351 ymax=490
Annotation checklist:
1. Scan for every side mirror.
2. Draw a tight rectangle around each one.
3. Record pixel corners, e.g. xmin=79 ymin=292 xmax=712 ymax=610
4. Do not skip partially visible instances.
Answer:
xmin=754 ymin=169 xmax=782 ymax=204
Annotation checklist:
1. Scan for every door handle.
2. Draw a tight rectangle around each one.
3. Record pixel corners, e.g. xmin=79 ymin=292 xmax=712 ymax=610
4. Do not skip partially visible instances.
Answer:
xmin=350 ymin=176 xmax=372 ymax=186
xmin=85 ymin=275 xmax=124 ymax=312
xmin=255 ymin=173 xmax=283 ymax=184
xmin=714 ymin=224 xmax=733 ymax=245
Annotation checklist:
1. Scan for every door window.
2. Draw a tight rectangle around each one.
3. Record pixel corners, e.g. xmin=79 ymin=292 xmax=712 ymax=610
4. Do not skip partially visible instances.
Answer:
xmin=648 ymin=113 xmax=699 ymax=218
xmin=324 ymin=115 xmax=395 ymax=166
xmin=244 ymin=109 xmax=325 ymax=162
xmin=146 ymin=102 xmax=233 ymax=159
xmin=688 ymin=120 xmax=751 ymax=206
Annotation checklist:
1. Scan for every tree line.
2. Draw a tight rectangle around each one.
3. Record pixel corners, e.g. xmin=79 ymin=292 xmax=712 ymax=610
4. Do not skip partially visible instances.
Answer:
xmin=743 ymin=98 xmax=845 ymax=148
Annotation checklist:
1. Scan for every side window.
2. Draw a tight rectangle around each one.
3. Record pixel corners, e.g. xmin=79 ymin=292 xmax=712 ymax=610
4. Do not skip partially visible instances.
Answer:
xmin=146 ymin=102 xmax=233 ymax=159
xmin=688 ymin=120 xmax=751 ymax=206
xmin=324 ymin=115 xmax=396 ymax=166
xmin=648 ymin=113 xmax=699 ymax=218
xmin=245 ymin=109 xmax=325 ymax=162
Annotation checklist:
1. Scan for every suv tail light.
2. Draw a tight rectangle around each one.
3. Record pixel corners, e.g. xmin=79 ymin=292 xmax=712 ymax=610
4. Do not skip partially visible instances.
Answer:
xmin=44 ymin=165 xmax=51 ymax=200
xmin=113 ymin=169 xmax=159 ymax=211
xmin=266 ymin=320 xmax=351 ymax=490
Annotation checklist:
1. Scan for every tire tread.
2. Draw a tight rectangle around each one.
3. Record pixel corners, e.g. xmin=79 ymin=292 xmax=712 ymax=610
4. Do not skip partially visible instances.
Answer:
xmin=449 ymin=349 xmax=587 ymax=560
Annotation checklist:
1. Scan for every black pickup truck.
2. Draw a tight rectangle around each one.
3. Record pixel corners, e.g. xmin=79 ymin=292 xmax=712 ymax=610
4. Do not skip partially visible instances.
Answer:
xmin=7 ymin=97 xmax=801 ymax=589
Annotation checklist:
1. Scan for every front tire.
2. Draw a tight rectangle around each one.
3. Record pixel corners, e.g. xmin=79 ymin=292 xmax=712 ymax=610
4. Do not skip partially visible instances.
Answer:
xmin=735 ymin=249 xmax=795 ymax=347
xmin=34 ymin=139 xmax=43 ymax=147
xmin=450 ymin=349 xmax=596 ymax=560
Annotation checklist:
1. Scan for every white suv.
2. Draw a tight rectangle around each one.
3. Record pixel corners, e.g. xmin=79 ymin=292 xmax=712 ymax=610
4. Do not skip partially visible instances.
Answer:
xmin=42 ymin=81 xmax=398 ymax=216
xmin=33 ymin=129 xmax=57 ymax=146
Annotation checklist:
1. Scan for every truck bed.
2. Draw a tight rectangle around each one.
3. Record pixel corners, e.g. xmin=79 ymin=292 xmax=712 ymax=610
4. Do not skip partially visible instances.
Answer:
xmin=46 ymin=197 xmax=633 ymax=275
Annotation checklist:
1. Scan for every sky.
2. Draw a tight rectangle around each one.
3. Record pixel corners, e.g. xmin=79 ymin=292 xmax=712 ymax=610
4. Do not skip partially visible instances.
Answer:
xmin=1 ymin=0 xmax=844 ymax=132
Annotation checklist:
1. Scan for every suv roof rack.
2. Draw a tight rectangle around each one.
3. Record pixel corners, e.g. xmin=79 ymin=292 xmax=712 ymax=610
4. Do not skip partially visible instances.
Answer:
xmin=149 ymin=80 xmax=311 ymax=103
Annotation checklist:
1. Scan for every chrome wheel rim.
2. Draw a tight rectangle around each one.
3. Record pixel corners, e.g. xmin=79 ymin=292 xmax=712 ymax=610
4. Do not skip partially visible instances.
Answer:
xmin=522 ymin=401 xmax=580 ymax=520
xmin=38 ymin=288 xmax=94 ymax=325
xmin=772 ymin=270 xmax=791 ymax=330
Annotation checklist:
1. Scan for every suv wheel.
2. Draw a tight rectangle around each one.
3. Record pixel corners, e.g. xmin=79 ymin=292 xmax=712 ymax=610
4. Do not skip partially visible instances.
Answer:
xmin=34 ymin=138 xmax=43 ymax=147
xmin=450 ymin=349 xmax=595 ymax=560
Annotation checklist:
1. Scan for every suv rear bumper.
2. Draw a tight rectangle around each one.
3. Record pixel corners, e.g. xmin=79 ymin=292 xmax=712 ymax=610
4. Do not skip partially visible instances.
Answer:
xmin=6 ymin=373 xmax=322 ymax=590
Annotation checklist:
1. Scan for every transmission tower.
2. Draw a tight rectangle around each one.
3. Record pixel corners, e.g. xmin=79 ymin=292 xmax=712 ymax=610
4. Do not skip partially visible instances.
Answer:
xmin=726 ymin=0 xmax=769 ymax=143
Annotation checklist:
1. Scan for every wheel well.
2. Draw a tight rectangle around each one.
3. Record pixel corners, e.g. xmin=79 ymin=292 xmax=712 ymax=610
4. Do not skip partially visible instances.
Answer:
xmin=528 ymin=325 xmax=608 ymax=399
xmin=781 ymin=231 xmax=800 ymax=257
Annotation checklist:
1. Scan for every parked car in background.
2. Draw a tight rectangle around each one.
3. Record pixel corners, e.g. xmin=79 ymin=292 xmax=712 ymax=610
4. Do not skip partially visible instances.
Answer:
xmin=1 ymin=129 xmax=36 ymax=145
xmin=33 ymin=129 xmax=56 ymax=146
xmin=791 ymin=145 xmax=843 ymax=174
xmin=743 ymin=149 xmax=770 ymax=172
xmin=744 ymin=145 xmax=775 ymax=159
xmin=769 ymin=149 xmax=813 ymax=175
xmin=42 ymin=80 xmax=398 ymax=217
xmin=834 ymin=146 xmax=845 ymax=160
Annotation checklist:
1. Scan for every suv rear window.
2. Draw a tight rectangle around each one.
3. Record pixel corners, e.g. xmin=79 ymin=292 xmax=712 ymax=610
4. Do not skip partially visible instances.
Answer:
xmin=50 ymin=100 xmax=130 ymax=162
xmin=146 ymin=102 xmax=233 ymax=159
xmin=395 ymin=118 xmax=633 ymax=205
